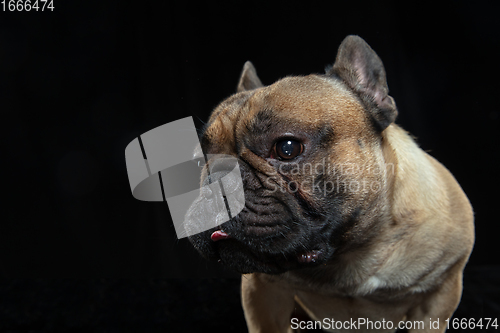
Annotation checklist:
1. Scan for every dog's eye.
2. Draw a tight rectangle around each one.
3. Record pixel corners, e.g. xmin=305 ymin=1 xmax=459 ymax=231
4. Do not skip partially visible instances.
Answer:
xmin=274 ymin=139 xmax=303 ymax=160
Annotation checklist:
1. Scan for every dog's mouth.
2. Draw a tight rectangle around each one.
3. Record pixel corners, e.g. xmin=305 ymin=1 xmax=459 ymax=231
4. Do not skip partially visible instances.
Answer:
xmin=297 ymin=249 xmax=322 ymax=263
xmin=207 ymin=227 xmax=325 ymax=272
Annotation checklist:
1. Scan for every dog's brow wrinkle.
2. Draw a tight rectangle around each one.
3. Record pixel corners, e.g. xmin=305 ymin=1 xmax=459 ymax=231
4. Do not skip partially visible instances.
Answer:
xmin=316 ymin=123 xmax=335 ymax=146
xmin=246 ymin=109 xmax=276 ymax=134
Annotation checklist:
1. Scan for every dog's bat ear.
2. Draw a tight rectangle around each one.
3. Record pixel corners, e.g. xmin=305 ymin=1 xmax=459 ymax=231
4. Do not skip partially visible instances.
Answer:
xmin=237 ymin=61 xmax=264 ymax=92
xmin=328 ymin=35 xmax=397 ymax=131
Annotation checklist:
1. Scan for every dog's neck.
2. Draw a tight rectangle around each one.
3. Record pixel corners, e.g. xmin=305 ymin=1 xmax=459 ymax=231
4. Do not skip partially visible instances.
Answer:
xmin=382 ymin=124 xmax=448 ymax=225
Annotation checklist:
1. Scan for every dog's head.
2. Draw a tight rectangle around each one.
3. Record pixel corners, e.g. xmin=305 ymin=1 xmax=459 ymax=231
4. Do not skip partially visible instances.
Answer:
xmin=187 ymin=35 xmax=398 ymax=274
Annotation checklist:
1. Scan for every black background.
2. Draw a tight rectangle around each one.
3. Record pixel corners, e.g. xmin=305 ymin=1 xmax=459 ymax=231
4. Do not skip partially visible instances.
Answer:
xmin=1 ymin=0 xmax=499 ymax=331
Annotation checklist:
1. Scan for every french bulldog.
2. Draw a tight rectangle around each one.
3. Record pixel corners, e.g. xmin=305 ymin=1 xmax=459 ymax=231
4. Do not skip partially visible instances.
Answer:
xmin=187 ymin=35 xmax=474 ymax=332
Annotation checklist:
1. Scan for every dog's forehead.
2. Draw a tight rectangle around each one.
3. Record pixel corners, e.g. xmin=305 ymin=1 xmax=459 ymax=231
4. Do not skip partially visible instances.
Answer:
xmin=244 ymin=75 xmax=368 ymax=132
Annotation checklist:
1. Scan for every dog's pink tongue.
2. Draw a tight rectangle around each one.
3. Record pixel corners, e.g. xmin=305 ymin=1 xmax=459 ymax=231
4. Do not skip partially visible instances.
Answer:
xmin=211 ymin=230 xmax=231 ymax=242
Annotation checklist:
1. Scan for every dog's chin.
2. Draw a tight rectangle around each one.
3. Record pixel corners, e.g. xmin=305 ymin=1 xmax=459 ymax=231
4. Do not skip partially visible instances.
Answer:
xmin=216 ymin=240 xmax=330 ymax=274
xmin=216 ymin=239 xmax=297 ymax=274
xmin=189 ymin=224 xmax=333 ymax=275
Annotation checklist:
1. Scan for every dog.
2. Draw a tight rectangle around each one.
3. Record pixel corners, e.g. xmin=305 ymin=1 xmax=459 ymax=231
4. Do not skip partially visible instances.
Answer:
xmin=187 ymin=35 xmax=474 ymax=332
